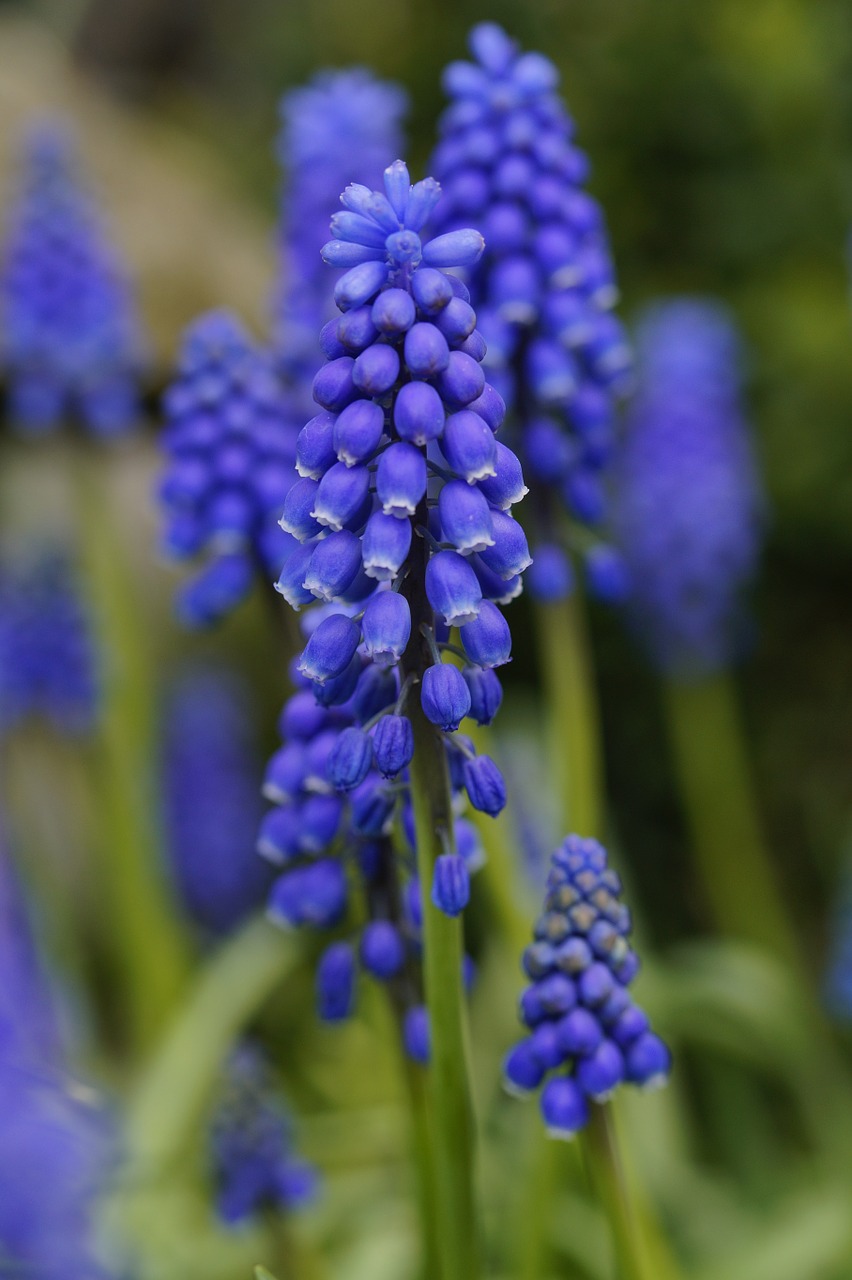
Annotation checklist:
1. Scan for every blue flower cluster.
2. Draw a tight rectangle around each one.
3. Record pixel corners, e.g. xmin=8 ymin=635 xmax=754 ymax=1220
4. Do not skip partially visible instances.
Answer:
xmin=0 ymin=835 xmax=61 ymax=1064
xmin=161 ymin=669 xmax=273 ymax=937
xmin=824 ymin=862 xmax=852 ymax=1021
xmin=158 ymin=309 xmax=300 ymax=626
xmin=430 ymin=23 xmax=631 ymax=602
xmin=259 ymin=653 xmax=482 ymax=1058
xmin=275 ymin=69 xmax=407 ymax=395
xmin=0 ymin=124 xmax=144 ymax=437
xmin=270 ymin=159 xmax=530 ymax=917
xmin=615 ymin=299 xmax=763 ymax=677
xmin=210 ymin=1044 xmax=318 ymax=1225
xmin=0 ymin=839 xmax=111 ymax=1279
xmin=0 ymin=554 xmax=98 ymax=737
xmin=504 ymin=836 xmax=670 ymax=1138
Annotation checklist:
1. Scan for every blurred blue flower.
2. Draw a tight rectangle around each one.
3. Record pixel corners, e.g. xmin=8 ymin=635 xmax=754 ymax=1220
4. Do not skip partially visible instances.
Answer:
xmin=161 ymin=668 xmax=273 ymax=937
xmin=210 ymin=1044 xmax=318 ymax=1226
xmin=158 ymin=309 xmax=301 ymax=626
xmin=504 ymin=835 xmax=671 ymax=1138
xmin=274 ymin=69 xmax=407 ymax=394
xmin=615 ymin=299 xmax=763 ymax=677
xmin=0 ymin=122 xmax=145 ymax=437
xmin=430 ymin=23 xmax=631 ymax=600
xmin=0 ymin=552 xmax=99 ymax=737
xmin=0 ymin=834 xmax=113 ymax=1279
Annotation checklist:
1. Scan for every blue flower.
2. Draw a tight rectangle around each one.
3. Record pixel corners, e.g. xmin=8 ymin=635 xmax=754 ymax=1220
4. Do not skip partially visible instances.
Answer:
xmin=275 ymin=70 xmax=408 ymax=397
xmin=615 ymin=300 xmax=763 ymax=677
xmin=210 ymin=1045 xmax=318 ymax=1225
xmin=0 ymin=123 xmax=144 ymax=437
xmin=504 ymin=836 xmax=671 ymax=1137
xmin=430 ymin=24 xmax=631 ymax=600
xmin=259 ymin=653 xmax=477 ymax=1056
xmin=0 ymin=553 xmax=99 ymax=737
xmin=0 ymin=833 xmax=112 ymax=1278
xmin=158 ymin=310 xmax=301 ymax=626
xmin=161 ymin=668 xmax=273 ymax=937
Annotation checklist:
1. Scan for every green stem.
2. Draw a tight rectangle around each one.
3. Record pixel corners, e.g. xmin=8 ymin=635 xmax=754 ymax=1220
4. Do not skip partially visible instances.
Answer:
xmin=583 ymin=1106 xmax=652 ymax=1280
xmin=401 ymin=525 xmax=482 ymax=1280
xmin=72 ymin=443 xmax=190 ymax=1053
xmin=530 ymin=584 xmax=682 ymax=1280
xmin=663 ymin=672 xmax=799 ymax=965
xmin=402 ymin=1058 xmax=441 ymax=1280
xmin=534 ymin=591 xmax=602 ymax=837
xmin=126 ymin=912 xmax=294 ymax=1177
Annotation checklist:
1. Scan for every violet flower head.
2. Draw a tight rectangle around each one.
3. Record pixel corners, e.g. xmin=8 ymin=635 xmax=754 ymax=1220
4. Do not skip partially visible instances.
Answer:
xmin=0 ymin=123 xmax=144 ymax=437
xmin=615 ymin=299 xmax=763 ymax=678
xmin=0 ymin=553 xmax=99 ymax=737
xmin=158 ymin=309 xmax=301 ymax=626
xmin=0 ymin=832 xmax=62 ymax=1066
xmin=265 ymin=159 xmax=530 ymax=958
xmin=275 ymin=69 xmax=407 ymax=394
xmin=260 ymin=648 xmax=483 ymax=1054
xmin=162 ymin=669 xmax=273 ymax=937
xmin=430 ymin=24 xmax=631 ymax=601
xmin=0 ymin=836 xmax=112 ymax=1279
xmin=825 ymin=854 xmax=852 ymax=1021
xmin=504 ymin=835 xmax=671 ymax=1138
xmin=210 ymin=1044 xmax=318 ymax=1226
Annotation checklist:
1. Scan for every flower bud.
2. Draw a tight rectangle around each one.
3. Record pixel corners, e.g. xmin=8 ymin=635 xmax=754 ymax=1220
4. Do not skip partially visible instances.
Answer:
xmin=431 ymin=853 xmax=470 ymax=917
xmin=420 ymin=662 xmax=471 ymax=731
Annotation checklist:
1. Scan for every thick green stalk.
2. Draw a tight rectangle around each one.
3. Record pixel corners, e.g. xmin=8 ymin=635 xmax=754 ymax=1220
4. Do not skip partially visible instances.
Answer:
xmin=583 ymin=1107 xmax=653 ymax=1280
xmin=402 ymin=1058 xmax=441 ymax=1280
xmin=663 ymin=672 xmax=798 ymax=965
xmin=126 ymin=912 xmax=294 ymax=1176
xmin=528 ymin=583 xmax=681 ymax=1280
xmin=401 ymin=525 xmax=482 ymax=1280
xmin=72 ymin=444 xmax=189 ymax=1052
xmin=534 ymin=591 xmax=602 ymax=837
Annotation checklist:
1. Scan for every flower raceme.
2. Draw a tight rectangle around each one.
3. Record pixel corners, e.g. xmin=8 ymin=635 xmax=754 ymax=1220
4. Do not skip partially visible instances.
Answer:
xmin=615 ymin=300 xmax=763 ymax=677
xmin=161 ymin=669 xmax=273 ymax=937
xmin=272 ymin=159 xmax=530 ymax=851
xmin=0 ymin=554 xmax=99 ymax=737
xmin=430 ymin=23 xmax=632 ymax=602
xmin=158 ymin=310 xmax=300 ymax=627
xmin=262 ymin=160 xmax=529 ymax=1010
xmin=504 ymin=836 xmax=671 ymax=1138
xmin=258 ymin=652 xmax=483 ymax=1056
xmin=0 ymin=124 xmax=144 ymax=437
xmin=275 ymin=69 xmax=407 ymax=396
xmin=210 ymin=1045 xmax=318 ymax=1225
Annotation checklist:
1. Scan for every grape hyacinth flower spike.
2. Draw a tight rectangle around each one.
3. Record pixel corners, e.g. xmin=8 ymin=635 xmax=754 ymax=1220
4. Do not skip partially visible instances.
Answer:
xmin=275 ymin=69 xmax=407 ymax=397
xmin=0 ymin=835 xmax=112 ymax=1278
xmin=616 ymin=299 xmax=763 ymax=678
xmin=158 ymin=310 xmax=301 ymax=627
xmin=430 ymin=23 xmax=632 ymax=601
xmin=0 ymin=123 xmax=145 ymax=437
xmin=267 ymin=158 xmax=530 ymax=923
xmin=505 ymin=835 xmax=671 ymax=1138
xmin=0 ymin=554 xmax=98 ymax=737
xmin=210 ymin=1044 xmax=318 ymax=1226
xmin=264 ymin=159 xmax=533 ymax=1278
xmin=161 ymin=669 xmax=273 ymax=937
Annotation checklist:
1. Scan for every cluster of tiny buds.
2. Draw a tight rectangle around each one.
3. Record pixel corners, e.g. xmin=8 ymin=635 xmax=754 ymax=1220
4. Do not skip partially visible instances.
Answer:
xmin=258 ymin=653 xmax=481 ymax=1059
xmin=270 ymin=159 xmax=535 ymax=917
xmin=159 ymin=310 xmax=298 ymax=626
xmin=504 ymin=836 xmax=671 ymax=1138
xmin=430 ymin=23 xmax=633 ymax=604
